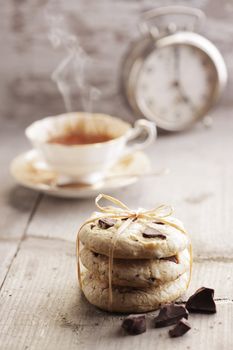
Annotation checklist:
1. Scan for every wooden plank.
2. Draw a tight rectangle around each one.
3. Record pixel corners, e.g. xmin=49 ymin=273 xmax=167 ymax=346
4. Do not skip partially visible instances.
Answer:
xmin=27 ymin=109 xmax=233 ymax=258
xmin=0 ymin=237 xmax=232 ymax=350
xmin=26 ymin=195 xmax=94 ymax=242
xmin=0 ymin=124 xmax=38 ymax=239
xmin=0 ymin=123 xmax=39 ymax=287
xmin=72 ymin=302 xmax=232 ymax=350
xmin=0 ymin=238 xmax=78 ymax=350
xmin=0 ymin=241 xmax=18 ymax=289
xmin=187 ymin=259 xmax=233 ymax=300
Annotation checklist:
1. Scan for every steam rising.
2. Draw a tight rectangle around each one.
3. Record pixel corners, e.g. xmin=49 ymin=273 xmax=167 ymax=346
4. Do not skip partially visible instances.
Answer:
xmin=45 ymin=0 xmax=100 ymax=112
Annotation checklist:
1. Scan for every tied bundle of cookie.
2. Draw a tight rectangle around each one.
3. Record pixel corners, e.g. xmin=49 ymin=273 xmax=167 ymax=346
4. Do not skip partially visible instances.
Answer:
xmin=77 ymin=194 xmax=192 ymax=313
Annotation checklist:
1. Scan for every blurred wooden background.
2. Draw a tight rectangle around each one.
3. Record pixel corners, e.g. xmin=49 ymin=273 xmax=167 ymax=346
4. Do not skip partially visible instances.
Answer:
xmin=1 ymin=0 xmax=233 ymax=127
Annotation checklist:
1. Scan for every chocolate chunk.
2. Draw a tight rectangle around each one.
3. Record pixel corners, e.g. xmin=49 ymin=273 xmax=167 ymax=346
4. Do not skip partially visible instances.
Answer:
xmin=98 ymin=218 xmax=116 ymax=229
xmin=121 ymin=217 xmax=135 ymax=222
xmin=186 ymin=287 xmax=216 ymax=314
xmin=90 ymin=224 xmax=95 ymax=229
xmin=169 ymin=318 xmax=191 ymax=338
xmin=142 ymin=228 xmax=166 ymax=239
xmin=161 ymin=255 xmax=179 ymax=264
xmin=154 ymin=304 xmax=188 ymax=328
xmin=148 ymin=277 xmax=156 ymax=283
xmin=122 ymin=315 xmax=146 ymax=335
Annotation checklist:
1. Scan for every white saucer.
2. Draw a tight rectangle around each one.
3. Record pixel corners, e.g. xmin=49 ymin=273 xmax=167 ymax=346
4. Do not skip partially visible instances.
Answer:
xmin=10 ymin=150 xmax=151 ymax=198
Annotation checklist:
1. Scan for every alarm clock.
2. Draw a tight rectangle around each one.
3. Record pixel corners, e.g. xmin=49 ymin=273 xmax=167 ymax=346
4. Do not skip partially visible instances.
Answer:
xmin=122 ymin=6 xmax=228 ymax=131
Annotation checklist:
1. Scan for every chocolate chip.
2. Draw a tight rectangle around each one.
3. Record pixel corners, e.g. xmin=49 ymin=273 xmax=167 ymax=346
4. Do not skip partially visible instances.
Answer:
xmin=148 ymin=277 xmax=156 ymax=283
xmin=153 ymin=221 xmax=165 ymax=225
xmin=90 ymin=224 xmax=95 ymax=229
xmin=93 ymin=252 xmax=99 ymax=258
xmin=186 ymin=287 xmax=216 ymax=314
xmin=98 ymin=218 xmax=116 ymax=229
xmin=142 ymin=228 xmax=166 ymax=239
xmin=169 ymin=318 xmax=191 ymax=338
xmin=122 ymin=315 xmax=146 ymax=335
xmin=161 ymin=255 xmax=179 ymax=264
xmin=154 ymin=304 xmax=189 ymax=328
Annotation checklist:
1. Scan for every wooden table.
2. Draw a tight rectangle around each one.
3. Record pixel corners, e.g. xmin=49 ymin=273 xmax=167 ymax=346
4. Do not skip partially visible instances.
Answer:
xmin=0 ymin=107 xmax=233 ymax=349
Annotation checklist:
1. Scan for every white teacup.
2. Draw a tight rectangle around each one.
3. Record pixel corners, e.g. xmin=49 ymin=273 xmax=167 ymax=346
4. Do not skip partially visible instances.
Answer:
xmin=25 ymin=112 xmax=156 ymax=183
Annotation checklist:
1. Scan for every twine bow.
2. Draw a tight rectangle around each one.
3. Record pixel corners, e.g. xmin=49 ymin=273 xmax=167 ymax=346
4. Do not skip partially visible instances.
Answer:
xmin=95 ymin=194 xmax=186 ymax=229
xmin=77 ymin=194 xmax=191 ymax=311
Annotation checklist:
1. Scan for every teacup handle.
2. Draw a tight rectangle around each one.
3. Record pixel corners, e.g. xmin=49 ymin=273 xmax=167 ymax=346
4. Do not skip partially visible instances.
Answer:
xmin=124 ymin=119 xmax=157 ymax=155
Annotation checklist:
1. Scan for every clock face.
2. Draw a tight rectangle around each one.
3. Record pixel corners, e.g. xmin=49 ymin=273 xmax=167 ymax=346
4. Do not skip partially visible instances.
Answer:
xmin=135 ymin=43 xmax=218 ymax=130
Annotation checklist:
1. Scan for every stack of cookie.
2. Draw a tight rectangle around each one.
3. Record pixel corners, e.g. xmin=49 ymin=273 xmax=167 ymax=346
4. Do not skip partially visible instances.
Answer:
xmin=78 ymin=214 xmax=191 ymax=313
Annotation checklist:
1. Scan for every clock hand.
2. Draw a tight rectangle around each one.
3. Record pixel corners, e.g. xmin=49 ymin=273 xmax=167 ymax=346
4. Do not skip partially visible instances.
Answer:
xmin=173 ymin=46 xmax=197 ymax=113
xmin=176 ymin=93 xmax=197 ymax=113
xmin=177 ymin=80 xmax=198 ymax=112
xmin=173 ymin=46 xmax=180 ymax=88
